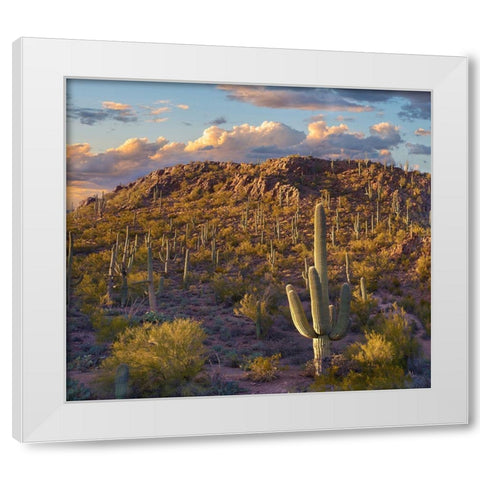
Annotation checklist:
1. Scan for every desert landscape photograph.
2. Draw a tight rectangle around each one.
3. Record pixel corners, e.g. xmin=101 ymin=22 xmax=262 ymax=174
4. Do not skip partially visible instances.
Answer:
xmin=66 ymin=79 xmax=431 ymax=400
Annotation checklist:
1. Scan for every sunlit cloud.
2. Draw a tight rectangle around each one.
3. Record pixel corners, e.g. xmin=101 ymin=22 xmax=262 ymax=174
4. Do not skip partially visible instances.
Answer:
xmin=305 ymin=121 xmax=351 ymax=142
xmin=176 ymin=104 xmax=190 ymax=110
xmin=184 ymin=121 xmax=305 ymax=154
xmin=150 ymin=106 xmax=171 ymax=115
xmin=102 ymin=101 xmax=131 ymax=111
xmin=370 ymin=122 xmax=397 ymax=137
xmin=415 ymin=128 xmax=431 ymax=136
xmin=67 ymin=118 xmax=408 ymax=203
xmin=218 ymin=85 xmax=374 ymax=112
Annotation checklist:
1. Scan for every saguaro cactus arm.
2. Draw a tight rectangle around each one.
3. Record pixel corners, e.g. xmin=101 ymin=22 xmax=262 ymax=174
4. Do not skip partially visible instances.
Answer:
xmin=329 ymin=283 xmax=351 ymax=340
xmin=286 ymin=285 xmax=317 ymax=339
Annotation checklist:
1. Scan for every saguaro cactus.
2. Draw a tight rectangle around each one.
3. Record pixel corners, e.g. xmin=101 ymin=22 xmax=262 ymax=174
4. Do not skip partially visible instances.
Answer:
xmin=145 ymin=231 xmax=157 ymax=311
xmin=286 ymin=204 xmax=351 ymax=376
xmin=115 ymin=364 xmax=129 ymax=399
xmin=183 ymin=248 xmax=190 ymax=288
xmin=114 ymin=226 xmax=138 ymax=307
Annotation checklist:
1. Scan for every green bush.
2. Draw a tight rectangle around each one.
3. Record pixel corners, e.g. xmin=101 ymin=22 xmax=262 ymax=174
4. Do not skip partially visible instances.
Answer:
xmin=311 ymin=306 xmax=420 ymax=393
xmin=90 ymin=309 xmax=130 ymax=343
xmin=234 ymin=293 xmax=273 ymax=339
xmin=245 ymin=353 xmax=281 ymax=382
xmin=100 ymin=318 xmax=207 ymax=398
xmin=67 ymin=378 xmax=93 ymax=401
xmin=212 ymin=273 xmax=246 ymax=305
xmin=377 ymin=305 xmax=420 ymax=369
xmin=311 ymin=333 xmax=411 ymax=392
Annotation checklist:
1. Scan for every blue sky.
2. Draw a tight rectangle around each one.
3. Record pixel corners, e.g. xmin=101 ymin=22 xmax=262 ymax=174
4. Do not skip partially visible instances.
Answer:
xmin=66 ymin=79 xmax=431 ymax=205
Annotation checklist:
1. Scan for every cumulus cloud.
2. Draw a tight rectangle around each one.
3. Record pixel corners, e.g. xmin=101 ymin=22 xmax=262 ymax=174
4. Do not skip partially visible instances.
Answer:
xmin=369 ymin=122 xmax=400 ymax=139
xmin=218 ymin=85 xmax=374 ymax=112
xmin=67 ymin=137 xmax=169 ymax=186
xmin=406 ymin=142 xmax=431 ymax=155
xmin=415 ymin=127 xmax=431 ymax=136
xmin=299 ymin=121 xmax=402 ymax=159
xmin=67 ymin=119 xmax=409 ymax=203
xmin=305 ymin=121 xmax=351 ymax=142
xmin=184 ymin=121 xmax=305 ymax=155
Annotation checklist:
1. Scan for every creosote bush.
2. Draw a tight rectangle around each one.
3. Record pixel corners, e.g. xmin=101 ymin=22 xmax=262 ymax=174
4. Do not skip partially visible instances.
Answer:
xmin=234 ymin=292 xmax=273 ymax=339
xmin=310 ymin=305 xmax=420 ymax=391
xmin=245 ymin=353 xmax=281 ymax=382
xmin=100 ymin=318 xmax=207 ymax=398
xmin=90 ymin=308 xmax=130 ymax=343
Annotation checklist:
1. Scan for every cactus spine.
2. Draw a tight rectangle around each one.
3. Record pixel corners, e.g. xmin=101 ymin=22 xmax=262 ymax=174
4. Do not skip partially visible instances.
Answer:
xmin=286 ymin=204 xmax=351 ymax=376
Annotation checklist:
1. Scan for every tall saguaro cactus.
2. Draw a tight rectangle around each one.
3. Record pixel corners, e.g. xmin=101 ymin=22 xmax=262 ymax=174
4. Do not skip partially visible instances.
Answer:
xmin=145 ymin=231 xmax=157 ymax=312
xmin=114 ymin=226 xmax=138 ymax=307
xmin=286 ymin=204 xmax=351 ymax=376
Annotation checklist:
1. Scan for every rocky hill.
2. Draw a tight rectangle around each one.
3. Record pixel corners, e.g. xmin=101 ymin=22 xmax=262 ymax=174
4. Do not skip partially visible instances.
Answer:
xmin=67 ymin=156 xmax=431 ymax=400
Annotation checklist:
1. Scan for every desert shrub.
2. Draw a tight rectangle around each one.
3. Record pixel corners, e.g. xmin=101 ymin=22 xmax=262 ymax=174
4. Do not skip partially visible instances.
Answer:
xmin=245 ymin=353 xmax=281 ymax=382
xmin=78 ymin=274 xmax=107 ymax=307
xmin=223 ymin=349 xmax=241 ymax=367
xmin=398 ymin=295 xmax=416 ymax=314
xmin=350 ymin=284 xmax=378 ymax=331
xmin=348 ymin=332 xmax=395 ymax=365
xmin=67 ymin=378 xmax=93 ymax=401
xmin=311 ymin=333 xmax=411 ymax=391
xmin=206 ymin=372 xmax=243 ymax=395
xmin=377 ymin=306 xmax=421 ymax=369
xmin=100 ymin=318 xmax=207 ymax=398
xmin=416 ymin=253 xmax=431 ymax=283
xmin=212 ymin=273 xmax=246 ymax=305
xmin=90 ymin=309 xmax=130 ymax=343
xmin=415 ymin=299 xmax=431 ymax=337
xmin=234 ymin=292 xmax=273 ymax=339
xmin=311 ymin=308 xmax=419 ymax=392
xmin=141 ymin=311 xmax=171 ymax=324
xmin=68 ymin=354 xmax=98 ymax=372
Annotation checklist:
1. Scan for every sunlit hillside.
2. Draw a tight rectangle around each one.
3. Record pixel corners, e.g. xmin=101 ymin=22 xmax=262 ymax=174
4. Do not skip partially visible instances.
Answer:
xmin=66 ymin=156 xmax=431 ymax=400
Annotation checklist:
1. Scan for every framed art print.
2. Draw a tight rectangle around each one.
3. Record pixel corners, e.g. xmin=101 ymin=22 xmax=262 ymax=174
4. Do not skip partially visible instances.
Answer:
xmin=13 ymin=38 xmax=468 ymax=442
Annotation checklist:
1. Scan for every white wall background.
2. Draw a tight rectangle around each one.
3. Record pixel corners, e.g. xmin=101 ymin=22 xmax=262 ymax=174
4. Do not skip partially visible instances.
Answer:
xmin=1 ymin=1 xmax=477 ymax=478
